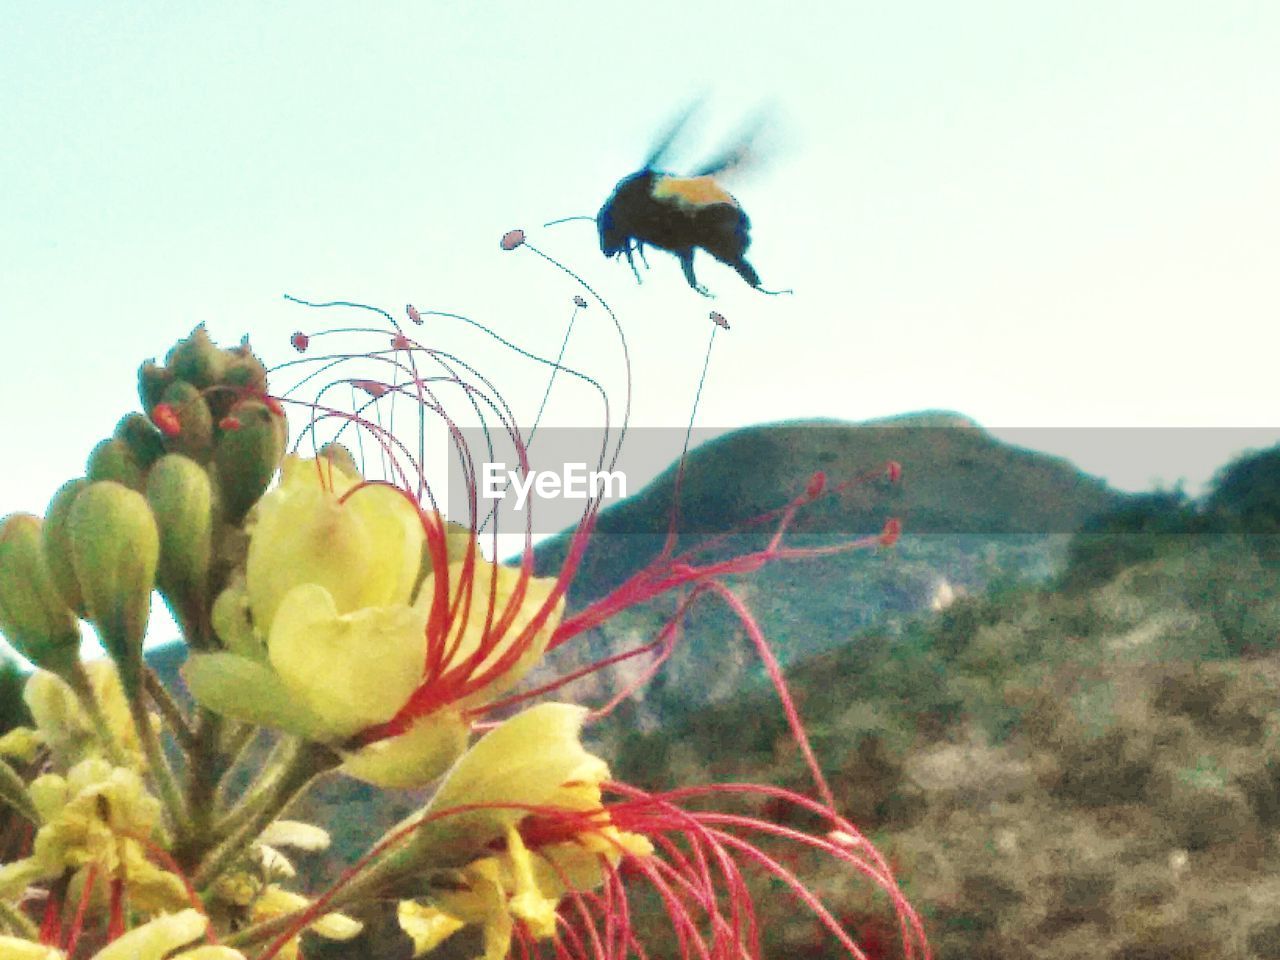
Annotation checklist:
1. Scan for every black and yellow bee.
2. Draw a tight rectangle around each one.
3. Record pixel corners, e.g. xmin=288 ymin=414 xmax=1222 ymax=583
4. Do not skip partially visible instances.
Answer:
xmin=596 ymin=106 xmax=789 ymax=297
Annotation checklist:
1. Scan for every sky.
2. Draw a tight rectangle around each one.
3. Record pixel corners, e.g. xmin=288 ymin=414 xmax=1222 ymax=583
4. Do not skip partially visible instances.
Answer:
xmin=2 ymin=2 xmax=1279 ymax=613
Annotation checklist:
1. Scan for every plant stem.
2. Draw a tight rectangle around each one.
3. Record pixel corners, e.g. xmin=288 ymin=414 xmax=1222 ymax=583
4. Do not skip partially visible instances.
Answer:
xmin=192 ymin=739 xmax=339 ymax=890
xmin=144 ymin=665 xmax=196 ymax=751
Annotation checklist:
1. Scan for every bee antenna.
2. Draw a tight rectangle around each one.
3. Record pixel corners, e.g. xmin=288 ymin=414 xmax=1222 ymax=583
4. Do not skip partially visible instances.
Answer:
xmin=543 ymin=215 xmax=596 ymax=228
xmin=755 ymin=285 xmax=794 ymax=296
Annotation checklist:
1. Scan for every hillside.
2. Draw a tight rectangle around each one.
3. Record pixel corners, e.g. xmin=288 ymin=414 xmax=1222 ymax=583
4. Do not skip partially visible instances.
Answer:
xmin=610 ymin=533 xmax=1280 ymax=958
xmin=525 ymin=412 xmax=1126 ymax=736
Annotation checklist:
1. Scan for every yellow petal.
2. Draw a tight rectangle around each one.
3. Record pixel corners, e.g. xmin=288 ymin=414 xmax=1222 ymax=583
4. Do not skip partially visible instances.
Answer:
xmin=339 ymin=710 xmax=469 ymax=788
xmin=267 ymin=584 xmax=426 ymax=740
xmin=396 ymin=703 xmax=592 ymax=868
xmin=171 ymin=948 xmax=247 ymax=960
xmin=0 ymin=936 xmax=62 ymax=959
xmin=258 ymin=820 xmax=330 ymax=852
xmin=246 ymin=457 xmax=423 ymax=634
xmin=0 ymin=726 xmax=43 ymax=763
xmin=253 ymin=886 xmax=363 ymax=940
xmin=503 ymin=827 xmax=558 ymax=940
xmin=91 ymin=908 xmax=207 ymax=960
xmin=397 ymin=901 xmax=465 ymax=957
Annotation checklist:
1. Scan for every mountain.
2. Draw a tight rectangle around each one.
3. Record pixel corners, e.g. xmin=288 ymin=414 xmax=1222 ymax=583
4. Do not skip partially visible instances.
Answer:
xmin=523 ymin=412 xmax=1127 ymax=736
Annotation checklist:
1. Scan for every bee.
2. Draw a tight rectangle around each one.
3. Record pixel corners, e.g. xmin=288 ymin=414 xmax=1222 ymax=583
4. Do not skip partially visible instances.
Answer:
xmin=595 ymin=105 xmax=790 ymax=297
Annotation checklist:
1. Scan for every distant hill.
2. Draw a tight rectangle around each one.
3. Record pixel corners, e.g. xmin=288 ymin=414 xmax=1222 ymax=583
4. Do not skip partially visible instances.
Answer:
xmin=524 ymin=413 xmax=1127 ymax=737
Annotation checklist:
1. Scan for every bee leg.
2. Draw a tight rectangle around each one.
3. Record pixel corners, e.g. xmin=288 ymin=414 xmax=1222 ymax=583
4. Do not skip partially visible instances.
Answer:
xmin=624 ymin=246 xmax=643 ymax=284
xmin=678 ymin=250 xmax=712 ymax=297
xmin=730 ymin=256 xmax=761 ymax=288
xmin=637 ymin=244 xmax=651 ymax=270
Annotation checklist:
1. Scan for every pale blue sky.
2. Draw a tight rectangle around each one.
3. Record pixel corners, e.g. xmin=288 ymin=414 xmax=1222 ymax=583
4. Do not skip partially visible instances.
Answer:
xmin=3 ymin=0 xmax=1279 ymax=527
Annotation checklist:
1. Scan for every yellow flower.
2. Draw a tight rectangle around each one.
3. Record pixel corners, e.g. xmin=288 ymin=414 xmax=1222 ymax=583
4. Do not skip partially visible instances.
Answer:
xmin=185 ymin=456 xmax=563 ymax=789
xmin=0 ymin=758 xmax=185 ymax=912
xmin=392 ymin=704 xmax=651 ymax=958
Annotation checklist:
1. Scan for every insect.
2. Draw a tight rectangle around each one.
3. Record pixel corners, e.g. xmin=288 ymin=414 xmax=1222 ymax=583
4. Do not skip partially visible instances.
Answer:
xmin=595 ymin=105 xmax=790 ymax=297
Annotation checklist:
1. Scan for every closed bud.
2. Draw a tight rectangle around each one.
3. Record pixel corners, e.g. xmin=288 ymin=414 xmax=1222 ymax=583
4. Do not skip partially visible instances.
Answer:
xmin=159 ymin=380 xmax=215 ymax=462
xmin=146 ymin=454 xmax=214 ymax=620
xmin=0 ymin=514 xmax=82 ymax=677
xmin=42 ymin=478 xmax=90 ymax=616
xmin=67 ymin=481 xmax=159 ymax=684
xmin=86 ymin=437 xmax=145 ymax=489
xmin=166 ymin=324 xmax=227 ymax=388
xmin=214 ymin=399 xmax=287 ymax=522
xmin=114 ymin=412 xmax=166 ymax=470
xmin=138 ymin=360 xmax=175 ymax=413
xmin=223 ymin=342 xmax=270 ymax=395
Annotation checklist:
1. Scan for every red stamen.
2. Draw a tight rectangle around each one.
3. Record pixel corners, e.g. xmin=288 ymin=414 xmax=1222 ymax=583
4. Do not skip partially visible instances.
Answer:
xmin=152 ymin=403 xmax=181 ymax=437
xmin=63 ymin=863 xmax=98 ymax=956
xmin=290 ymin=331 xmax=310 ymax=353
xmin=219 ymin=415 xmax=241 ymax=431
xmin=879 ymin=517 xmax=901 ymax=547
xmin=886 ymin=460 xmax=902 ymax=483
xmin=501 ymin=228 xmax=526 ymax=250
xmin=407 ymin=304 xmax=423 ymax=324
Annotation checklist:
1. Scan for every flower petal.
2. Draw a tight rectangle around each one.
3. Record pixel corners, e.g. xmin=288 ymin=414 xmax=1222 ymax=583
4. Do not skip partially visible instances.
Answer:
xmin=339 ymin=710 xmax=468 ymax=789
xmin=267 ymin=584 xmax=426 ymax=739
xmin=183 ymin=653 xmax=330 ymax=737
xmin=92 ymin=908 xmax=208 ymax=960
xmin=394 ymin=703 xmax=591 ymax=868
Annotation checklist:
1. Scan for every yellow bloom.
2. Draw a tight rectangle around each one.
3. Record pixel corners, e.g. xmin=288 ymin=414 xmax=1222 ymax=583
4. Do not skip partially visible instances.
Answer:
xmin=185 ymin=456 xmax=564 ymax=789
xmin=0 ymin=758 xmax=185 ymax=912
xmin=394 ymin=704 xmax=651 ymax=958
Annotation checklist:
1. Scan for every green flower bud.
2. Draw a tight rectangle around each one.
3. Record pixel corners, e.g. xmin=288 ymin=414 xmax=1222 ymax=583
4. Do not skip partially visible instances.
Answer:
xmin=146 ymin=454 xmax=213 ymax=622
xmin=0 ymin=514 xmax=82 ymax=677
xmin=166 ymin=324 xmax=227 ymax=388
xmin=159 ymin=380 xmax=215 ymax=462
xmin=223 ymin=342 xmax=269 ymax=396
xmin=114 ymin=412 xmax=166 ymax=471
xmin=67 ymin=481 xmax=159 ymax=685
xmin=138 ymin=360 xmax=174 ymax=413
xmin=42 ymin=478 xmax=90 ymax=617
xmin=214 ymin=399 xmax=287 ymax=522
xmin=86 ymin=437 xmax=145 ymax=490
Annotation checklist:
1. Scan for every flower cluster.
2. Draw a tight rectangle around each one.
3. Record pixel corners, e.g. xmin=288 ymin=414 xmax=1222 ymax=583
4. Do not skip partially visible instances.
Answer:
xmin=0 ymin=308 xmax=928 ymax=959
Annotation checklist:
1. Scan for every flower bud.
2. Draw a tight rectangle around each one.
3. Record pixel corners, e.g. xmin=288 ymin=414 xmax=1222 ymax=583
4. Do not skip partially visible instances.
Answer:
xmin=159 ymin=380 xmax=215 ymax=462
xmin=86 ymin=437 xmax=146 ymax=490
xmin=146 ymin=454 xmax=213 ymax=620
xmin=114 ymin=412 xmax=167 ymax=471
xmin=67 ymin=481 xmax=159 ymax=684
xmin=214 ymin=398 xmax=287 ymax=522
xmin=0 ymin=514 xmax=82 ymax=677
xmin=166 ymin=324 xmax=227 ymax=388
xmin=42 ymin=478 xmax=90 ymax=616
xmin=223 ymin=341 xmax=269 ymax=395
xmin=138 ymin=359 xmax=175 ymax=413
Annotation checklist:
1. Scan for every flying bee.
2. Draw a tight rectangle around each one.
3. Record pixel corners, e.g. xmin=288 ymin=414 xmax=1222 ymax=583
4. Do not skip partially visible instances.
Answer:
xmin=594 ymin=105 xmax=791 ymax=297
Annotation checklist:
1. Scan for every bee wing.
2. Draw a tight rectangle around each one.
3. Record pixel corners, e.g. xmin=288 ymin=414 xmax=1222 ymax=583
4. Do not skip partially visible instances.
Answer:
xmin=642 ymin=98 xmax=705 ymax=171
xmin=693 ymin=108 xmax=773 ymax=178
